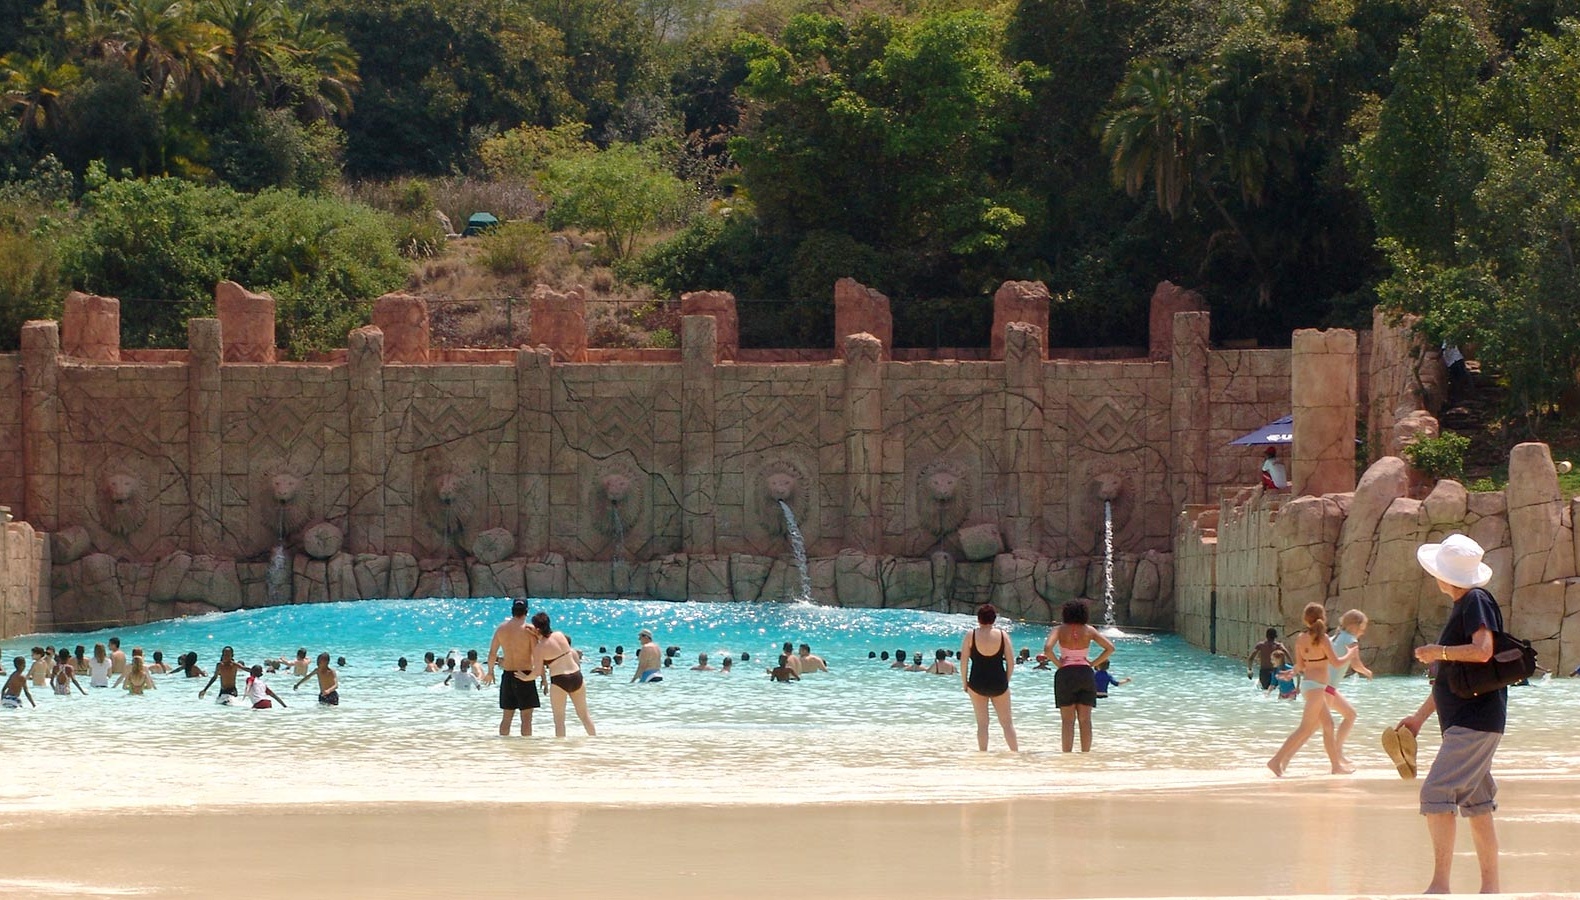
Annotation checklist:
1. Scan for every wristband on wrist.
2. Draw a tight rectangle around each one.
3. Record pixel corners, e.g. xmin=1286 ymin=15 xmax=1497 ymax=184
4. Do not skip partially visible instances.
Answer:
xmin=1440 ymin=645 xmax=1448 ymax=661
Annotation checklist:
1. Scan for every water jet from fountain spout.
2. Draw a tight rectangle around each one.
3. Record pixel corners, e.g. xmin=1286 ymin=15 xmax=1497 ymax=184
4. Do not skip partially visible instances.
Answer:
xmin=1101 ymin=498 xmax=1126 ymax=637
xmin=778 ymin=500 xmax=813 ymax=603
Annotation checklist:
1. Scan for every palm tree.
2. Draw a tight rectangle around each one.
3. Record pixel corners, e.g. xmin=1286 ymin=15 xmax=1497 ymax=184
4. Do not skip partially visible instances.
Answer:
xmin=1100 ymin=63 xmax=1210 ymax=219
xmin=276 ymin=8 xmax=359 ymax=120
xmin=65 ymin=0 xmax=128 ymax=63
xmin=114 ymin=0 xmax=201 ymax=100
xmin=200 ymin=0 xmax=286 ymax=107
xmin=1102 ymin=61 xmax=1275 ymax=301
xmin=1 ymin=52 xmax=82 ymax=140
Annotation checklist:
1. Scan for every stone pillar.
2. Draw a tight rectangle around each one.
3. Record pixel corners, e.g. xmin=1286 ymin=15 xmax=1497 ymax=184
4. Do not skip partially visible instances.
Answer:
xmin=1170 ymin=311 xmax=1211 ymax=510
xmin=348 ymin=326 xmax=386 ymax=553
xmin=1003 ymin=322 xmax=1044 ymax=551
xmin=844 ymin=332 xmax=884 ymax=552
xmin=680 ymin=291 xmax=738 ymax=362
xmin=188 ymin=318 xmax=223 ymax=554
xmin=1148 ymin=281 xmax=1207 ymax=360
xmin=991 ymin=281 xmax=1050 ymax=360
xmin=527 ymin=284 xmax=586 ymax=363
xmin=516 ymin=346 xmax=554 ymax=556
xmin=372 ymin=292 xmax=431 ymax=363
xmin=214 ymin=281 xmax=276 ymax=362
xmin=834 ymin=279 xmax=892 ymax=361
xmin=19 ymin=321 xmax=60 ymax=530
xmin=1292 ymin=328 xmax=1358 ymax=496
xmin=61 ymin=292 xmax=120 ymax=361
xmin=681 ymin=316 xmax=717 ymax=554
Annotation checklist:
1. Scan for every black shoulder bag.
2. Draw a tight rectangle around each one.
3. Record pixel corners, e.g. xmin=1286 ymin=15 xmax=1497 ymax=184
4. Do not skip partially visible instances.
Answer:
xmin=1441 ymin=631 xmax=1538 ymax=699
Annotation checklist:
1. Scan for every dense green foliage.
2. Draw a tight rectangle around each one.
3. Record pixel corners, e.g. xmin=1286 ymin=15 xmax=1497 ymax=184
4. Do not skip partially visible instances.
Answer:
xmin=65 ymin=167 xmax=405 ymax=355
xmin=7 ymin=0 xmax=1580 ymax=390
xmin=1354 ymin=8 xmax=1580 ymax=420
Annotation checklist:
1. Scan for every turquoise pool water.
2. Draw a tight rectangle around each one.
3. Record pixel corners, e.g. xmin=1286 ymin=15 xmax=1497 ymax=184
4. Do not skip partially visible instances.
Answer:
xmin=3 ymin=598 xmax=1577 ymax=811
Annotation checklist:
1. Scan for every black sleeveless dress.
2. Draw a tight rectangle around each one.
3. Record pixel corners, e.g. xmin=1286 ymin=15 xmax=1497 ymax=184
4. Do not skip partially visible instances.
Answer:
xmin=967 ymin=630 xmax=1009 ymax=698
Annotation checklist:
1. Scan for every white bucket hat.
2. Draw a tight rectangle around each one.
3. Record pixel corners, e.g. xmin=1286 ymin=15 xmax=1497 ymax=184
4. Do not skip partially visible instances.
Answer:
xmin=1416 ymin=533 xmax=1492 ymax=589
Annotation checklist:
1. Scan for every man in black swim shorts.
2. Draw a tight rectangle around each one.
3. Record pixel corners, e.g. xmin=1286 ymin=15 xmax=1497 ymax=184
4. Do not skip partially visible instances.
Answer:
xmin=484 ymin=600 xmax=541 ymax=735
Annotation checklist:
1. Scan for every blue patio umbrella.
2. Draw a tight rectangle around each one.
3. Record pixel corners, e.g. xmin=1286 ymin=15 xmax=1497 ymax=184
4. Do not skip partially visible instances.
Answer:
xmin=1229 ymin=415 xmax=1293 ymax=446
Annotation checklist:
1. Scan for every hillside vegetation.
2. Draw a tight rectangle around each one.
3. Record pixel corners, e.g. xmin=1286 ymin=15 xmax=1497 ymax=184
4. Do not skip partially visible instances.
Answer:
xmin=3 ymin=0 xmax=1580 ymax=426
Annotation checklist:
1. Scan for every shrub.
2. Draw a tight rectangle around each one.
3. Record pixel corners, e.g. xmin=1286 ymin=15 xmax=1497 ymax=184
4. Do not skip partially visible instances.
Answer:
xmin=65 ymin=170 xmax=406 ymax=356
xmin=210 ymin=110 xmax=345 ymax=193
xmin=540 ymin=143 xmax=690 ymax=259
xmin=1402 ymin=432 xmax=1471 ymax=481
xmin=233 ymin=190 xmax=408 ymax=358
xmin=0 ymin=217 xmax=65 ymax=350
xmin=65 ymin=170 xmax=244 ymax=346
xmin=477 ymin=221 xmax=552 ymax=277
xmin=479 ymin=123 xmax=592 ymax=181
xmin=624 ymin=212 xmax=763 ymax=298
xmin=1467 ymin=477 xmax=1499 ymax=492
xmin=392 ymin=214 xmax=447 ymax=260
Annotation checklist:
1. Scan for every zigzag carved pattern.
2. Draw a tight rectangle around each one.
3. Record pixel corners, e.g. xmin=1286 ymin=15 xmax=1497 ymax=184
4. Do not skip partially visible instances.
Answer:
xmin=577 ymin=396 xmax=653 ymax=460
xmin=1068 ymin=395 xmax=1142 ymax=453
xmin=741 ymin=393 xmax=818 ymax=452
xmin=249 ymin=398 xmax=321 ymax=462
xmin=902 ymin=392 xmax=967 ymax=461
xmin=406 ymin=401 xmax=509 ymax=452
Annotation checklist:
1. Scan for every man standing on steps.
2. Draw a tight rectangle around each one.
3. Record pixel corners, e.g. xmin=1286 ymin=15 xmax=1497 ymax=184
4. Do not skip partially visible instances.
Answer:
xmin=484 ymin=600 xmax=540 ymax=736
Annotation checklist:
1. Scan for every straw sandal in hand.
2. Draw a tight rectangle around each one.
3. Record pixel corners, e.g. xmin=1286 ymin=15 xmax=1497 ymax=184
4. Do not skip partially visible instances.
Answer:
xmin=1381 ymin=724 xmax=1418 ymax=779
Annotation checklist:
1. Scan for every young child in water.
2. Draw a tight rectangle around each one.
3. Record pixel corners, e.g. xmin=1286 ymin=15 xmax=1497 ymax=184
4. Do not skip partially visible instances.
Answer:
xmin=1268 ymin=650 xmax=1297 ymax=700
xmin=1321 ymin=609 xmax=1373 ymax=770
xmin=1092 ymin=659 xmax=1131 ymax=699
xmin=4 ymin=657 xmax=36 ymax=708
xmin=244 ymin=665 xmax=286 ymax=709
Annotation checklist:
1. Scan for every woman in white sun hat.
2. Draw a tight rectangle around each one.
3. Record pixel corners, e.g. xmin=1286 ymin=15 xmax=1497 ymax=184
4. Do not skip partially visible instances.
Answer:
xmin=1395 ymin=533 xmax=1505 ymax=894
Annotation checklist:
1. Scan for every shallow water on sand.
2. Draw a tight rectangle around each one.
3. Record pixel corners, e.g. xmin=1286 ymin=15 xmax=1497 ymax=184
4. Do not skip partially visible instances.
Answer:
xmin=3 ymin=598 xmax=1577 ymax=812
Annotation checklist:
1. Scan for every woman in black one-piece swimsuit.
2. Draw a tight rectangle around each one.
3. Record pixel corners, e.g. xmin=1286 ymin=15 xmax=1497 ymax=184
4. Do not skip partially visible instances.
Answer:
xmin=961 ymin=604 xmax=1019 ymax=752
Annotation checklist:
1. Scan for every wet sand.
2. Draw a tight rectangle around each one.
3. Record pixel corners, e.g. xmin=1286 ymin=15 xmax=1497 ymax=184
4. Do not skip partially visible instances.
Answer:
xmin=3 ymin=776 xmax=1579 ymax=898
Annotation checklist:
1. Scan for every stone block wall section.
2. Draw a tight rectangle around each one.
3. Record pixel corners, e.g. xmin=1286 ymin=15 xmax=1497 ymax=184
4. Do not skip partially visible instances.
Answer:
xmin=4 ymin=281 xmax=1312 ymax=634
xmin=1176 ymin=444 xmax=1580 ymax=676
xmin=0 ymin=518 xmax=48 ymax=639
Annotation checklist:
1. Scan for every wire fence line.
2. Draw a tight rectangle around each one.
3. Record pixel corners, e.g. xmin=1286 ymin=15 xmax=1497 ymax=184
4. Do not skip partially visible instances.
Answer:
xmin=102 ymin=294 xmax=997 ymax=351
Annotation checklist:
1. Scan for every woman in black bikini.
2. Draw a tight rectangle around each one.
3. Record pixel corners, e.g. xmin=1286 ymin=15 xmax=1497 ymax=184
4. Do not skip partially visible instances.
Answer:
xmin=531 ymin=612 xmax=596 ymax=738
xmin=960 ymin=604 xmax=1019 ymax=752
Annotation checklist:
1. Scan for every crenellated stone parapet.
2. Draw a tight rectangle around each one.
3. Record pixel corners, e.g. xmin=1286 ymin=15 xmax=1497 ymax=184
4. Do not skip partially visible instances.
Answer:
xmin=5 ymin=278 xmax=1297 ymax=634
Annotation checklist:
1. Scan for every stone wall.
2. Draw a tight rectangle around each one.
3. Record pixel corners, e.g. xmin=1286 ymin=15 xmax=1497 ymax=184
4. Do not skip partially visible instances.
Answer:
xmin=0 ymin=518 xmax=48 ymax=639
xmin=1176 ymin=445 xmax=1580 ymax=675
xmin=5 ymin=285 xmax=1298 ymax=633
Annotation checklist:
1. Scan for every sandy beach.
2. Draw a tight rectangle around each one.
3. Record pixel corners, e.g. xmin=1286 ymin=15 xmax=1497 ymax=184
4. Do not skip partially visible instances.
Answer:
xmin=4 ymin=775 xmax=1578 ymax=898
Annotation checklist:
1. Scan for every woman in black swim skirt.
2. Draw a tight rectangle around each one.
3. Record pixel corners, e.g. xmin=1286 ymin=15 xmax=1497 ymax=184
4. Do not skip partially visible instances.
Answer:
xmin=531 ymin=612 xmax=596 ymax=738
xmin=960 ymin=604 xmax=1019 ymax=752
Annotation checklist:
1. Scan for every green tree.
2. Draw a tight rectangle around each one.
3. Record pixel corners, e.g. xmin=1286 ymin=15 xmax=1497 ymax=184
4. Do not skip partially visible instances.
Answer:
xmin=541 ymin=141 xmax=686 ymax=258
xmin=730 ymin=11 xmax=1034 ymax=296
xmin=1349 ymin=9 xmax=1489 ymax=266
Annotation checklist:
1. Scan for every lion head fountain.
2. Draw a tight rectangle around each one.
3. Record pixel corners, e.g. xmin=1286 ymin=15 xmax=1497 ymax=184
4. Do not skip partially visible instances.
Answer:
xmin=95 ymin=469 xmax=149 ymax=538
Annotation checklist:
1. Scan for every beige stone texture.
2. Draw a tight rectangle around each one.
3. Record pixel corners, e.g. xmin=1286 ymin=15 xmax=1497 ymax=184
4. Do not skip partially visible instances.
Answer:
xmin=214 ymin=282 xmax=276 ymax=363
xmin=302 ymin=522 xmax=344 ymax=560
xmin=527 ymin=284 xmax=586 ymax=363
xmin=471 ymin=528 xmax=515 ymax=565
xmin=834 ymin=550 xmax=880 ymax=607
xmin=61 ymin=292 xmax=120 ymax=361
xmin=958 ymin=523 xmax=1003 ymax=562
xmin=1291 ymin=328 xmax=1357 ymax=496
xmin=990 ymin=281 xmax=1049 ymax=360
xmin=51 ymin=525 xmax=92 ymax=564
xmin=989 ymin=551 xmax=1045 ymax=621
xmin=1147 ymin=281 xmax=1206 ymax=360
xmin=833 ymin=279 xmax=892 ymax=361
xmin=1367 ymin=309 xmax=1439 ymax=459
xmin=373 ymin=293 xmax=431 ymax=363
xmin=680 ymin=291 xmax=738 ymax=362
xmin=879 ymin=556 xmax=932 ymax=608
xmin=389 ymin=552 xmax=419 ymax=598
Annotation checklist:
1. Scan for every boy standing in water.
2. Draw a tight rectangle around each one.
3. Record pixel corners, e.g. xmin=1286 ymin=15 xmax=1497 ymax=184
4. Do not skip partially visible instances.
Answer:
xmin=4 ymin=657 xmax=36 ymax=708
xmin=244 ymin=665 xmax=286 ymax=709
xmin=295 ymin=653 xmax=340 ymax=706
